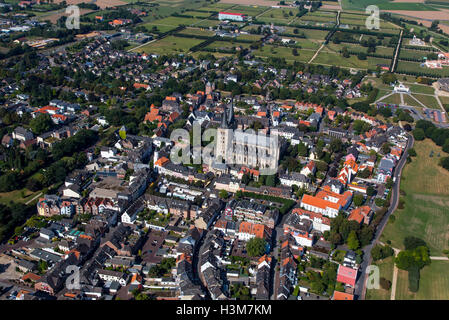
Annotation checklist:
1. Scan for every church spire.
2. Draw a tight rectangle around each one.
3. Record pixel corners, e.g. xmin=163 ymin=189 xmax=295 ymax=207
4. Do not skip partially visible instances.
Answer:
xmin=220 ymin=105 xmax=228 ymax=129
xmin=227 ymin=96 xmax=234 ymax=126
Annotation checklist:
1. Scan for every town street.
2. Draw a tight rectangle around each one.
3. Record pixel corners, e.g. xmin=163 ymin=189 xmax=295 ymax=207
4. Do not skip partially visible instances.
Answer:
xmin=354 ymin=134 xmax=414 ymax=299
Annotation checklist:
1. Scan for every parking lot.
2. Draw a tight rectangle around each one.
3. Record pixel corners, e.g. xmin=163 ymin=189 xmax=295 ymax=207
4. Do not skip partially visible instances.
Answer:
xmin=0 ymin=254 xmax=21 ymax=281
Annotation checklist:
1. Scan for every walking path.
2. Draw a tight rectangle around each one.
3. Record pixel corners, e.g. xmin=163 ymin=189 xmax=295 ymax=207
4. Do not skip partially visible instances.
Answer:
xmin=308 ymin=43 xmax=325 ymax=63
xmin=377 ymin=241 xmax=449 ymax=300
xmin=390 ymin=29 xmax=403 ymax=72
xmin=128 ymin=39 xmax=156 ymax=52
xmin=390 ymin=247 xmax=400 ymax=300
xmin=25 ymin=192 xmax=42 ymax=205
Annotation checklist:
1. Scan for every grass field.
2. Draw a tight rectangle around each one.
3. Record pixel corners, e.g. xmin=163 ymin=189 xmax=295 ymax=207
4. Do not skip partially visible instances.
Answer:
xmin=395 ymin=261 xmax=449 ymax=300
xmin=411 ymin=94 xmax=440 ymax=109
xmin=403 ymin=93 xmax=420 ymax=106
xmin=0 ymin=188 xmax=41 ymax=206
xmin=135 ymin=35 xmax=203 ymax=54
xmin=254 ymin=45 xmax=315 ymax=63
xmin=342 ymin=0 xmax=438 ymax=11
xmin=176 ymin=27 xmax=215 ymax=37
xmin=396 ymin=61 xmax=449 ymax=77
xmin=365 ymin=256 xmax=395 ymax=300
xmin=406 ymin=83 xmax=435 ymax=95
xmin=379 ymin=93 xmax=402 ymax=105
xmin=314 ymin=50 xmax=391 ymax=69
xmin=381 ymin=139 xmax=449 ymax=256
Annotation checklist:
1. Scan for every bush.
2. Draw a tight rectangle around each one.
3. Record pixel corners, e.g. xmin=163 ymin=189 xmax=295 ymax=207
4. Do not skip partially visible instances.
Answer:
xmin=379 ymin=277 xmax=392 ymax=290
xmin=403 ymin=236 xmax=427 ymax=250
xmin=389 ymin=215 xmax=396 ymax=223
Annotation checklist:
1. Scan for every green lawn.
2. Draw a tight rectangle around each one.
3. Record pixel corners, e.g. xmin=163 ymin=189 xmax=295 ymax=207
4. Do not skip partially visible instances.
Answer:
xmin=403 ymin=93 xmax=419 ymax=107
xmin=254 ymin=45 xmax=315 ymax=63
xmin=406 ymin=83 xmax=435 ymax=95
xmin=314 ymin=50 xmax=391 ymax=69
xmin=135 ymin=35 xmax=204 ymax=54
xmin=365 ymin=256 xmax=395 ymax=300
xmin=411 ymin=94 xmax=440 ymax=109
xmin=0 ymin=188 xmax=42 ymax=206
xmin=395 ymin=261 xmax=449 ymax=300
xmin=381 ymin=139 xmax=449 ymax=256
xmin=379 ymin=93 xmax=402 ymax=105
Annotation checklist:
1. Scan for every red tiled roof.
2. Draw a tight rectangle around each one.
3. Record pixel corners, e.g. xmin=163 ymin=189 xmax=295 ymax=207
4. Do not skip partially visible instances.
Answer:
xmin=337 ymin=265 xmax=357 ymax=286
xmin=333 ymin=291 xmax=354 ymax=300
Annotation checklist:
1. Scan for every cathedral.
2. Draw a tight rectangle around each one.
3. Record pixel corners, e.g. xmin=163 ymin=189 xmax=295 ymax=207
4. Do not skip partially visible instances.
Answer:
xmin=214 ymin=100 xmax=279 ymax=174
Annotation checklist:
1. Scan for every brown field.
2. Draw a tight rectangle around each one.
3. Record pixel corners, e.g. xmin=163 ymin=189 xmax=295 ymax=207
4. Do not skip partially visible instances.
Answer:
xmin=385 ymin=9 xmax=449 ymax=20
xmin=53 ymin=0 xmax=127 ymax=9
xmin=405 ymin=18 xmax=449 ymax=34
xmin=41 ymin=8 xmax=94 ymax=23
xmin=438 ymin=23 xmax=449 ymax=34
xmin=321 ymin=3 xmax=341 ymax=10
xmin=219 ymin=0 xmax=280 ymax=6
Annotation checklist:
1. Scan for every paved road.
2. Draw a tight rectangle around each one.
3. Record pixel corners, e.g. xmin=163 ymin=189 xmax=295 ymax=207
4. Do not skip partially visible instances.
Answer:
xmin=270 ymin=212 xmax=290 ymax=300
xmin=354 ymin=133 xmax=414 ymax=300
xmin=430 ymin=256 xmax=449 ymax=261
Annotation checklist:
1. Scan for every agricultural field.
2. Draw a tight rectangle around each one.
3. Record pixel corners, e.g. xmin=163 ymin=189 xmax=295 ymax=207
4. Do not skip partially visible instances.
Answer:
xmin=176 ymin=28 xmax=215 ymax=37
xmin=327 ymin=42 xmax=395 ymax=56
xmin=381 ymin=139 xmax=449 ymax=256
xmin=204 ymin=40 xmax=252 ymax=51
xmin=395 ymin=261 xmax=449 ymax=300
xmin=365 ymin=256 xmax=395 ymax=300
xmin=256 ymin=8 xmax=298 ymax=24
xmin=396 ymin=61 xmax=449 ymax=77
xmin=182 ymin=10 xmax=214 ymax=18
xmin=399 ymin=48 xmax=434 ymax=61
xmin=342 ymin=0 xmax=438 ymax=11
xmin=134 ymin=35 xmax=204 ymax=54
xmin=226 ymin=5 xmax=268 ymax=16
xmin=194 ymin=2 xmax=236 ymax=11
xmin=314 ymin=48 xmax=392 ymax=69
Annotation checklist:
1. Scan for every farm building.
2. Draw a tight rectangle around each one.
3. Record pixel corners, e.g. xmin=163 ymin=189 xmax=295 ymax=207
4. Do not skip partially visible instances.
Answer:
xmin=218 ymin=12 xmax=247 ymax=22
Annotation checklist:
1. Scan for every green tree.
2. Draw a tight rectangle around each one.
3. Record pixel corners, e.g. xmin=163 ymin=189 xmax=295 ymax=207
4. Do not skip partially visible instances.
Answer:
xmin=30 ymin=113 xmax=53 ymax=135
xmin=413 ymin=128 xmax=425 ymax=141
xmin=219 ymin=190 xmax=228 ymax=199
xmin=246 ymin=237 xmax=267 ymax=257
xmin=353 ymin=194 xmax=364 ymax=207
xmin=346 ymin=230 xmax=360 ymax=250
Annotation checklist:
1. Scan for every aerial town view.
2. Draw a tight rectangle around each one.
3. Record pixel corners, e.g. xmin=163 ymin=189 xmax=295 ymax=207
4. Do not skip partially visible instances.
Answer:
xmin=0 ymin=0 xmax=448 ymax=306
